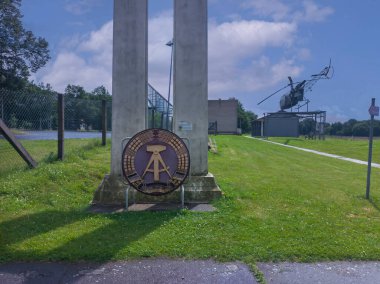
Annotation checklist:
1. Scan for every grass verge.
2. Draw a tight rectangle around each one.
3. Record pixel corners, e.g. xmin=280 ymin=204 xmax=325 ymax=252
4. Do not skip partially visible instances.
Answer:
xmin=1 ymin=136 xmax=380 ymax=270
xmin=268 ymin=136 xmax=380 ymax=163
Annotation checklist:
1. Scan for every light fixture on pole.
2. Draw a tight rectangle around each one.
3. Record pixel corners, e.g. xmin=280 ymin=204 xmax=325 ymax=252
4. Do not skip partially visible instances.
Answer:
xmin=166 ymin=39 xmax=174 ymax=130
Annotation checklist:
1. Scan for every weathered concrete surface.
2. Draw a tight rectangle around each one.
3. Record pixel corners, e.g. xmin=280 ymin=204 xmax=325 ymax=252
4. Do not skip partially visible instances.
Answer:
xmin=110 ymin=0 xmax=148 ymax=176
xmin=94 ymin=0 xmax=148 ymax=205
xmin=0 ymin=260 xmax=257 ymax=284
xmin=88 ymin=203 xmax=217 ymax=212
xmin=93 ymin=174 xmax=222 ymax=205
xmin=174 ymin=0 xmax=208 ymax=176
xmin=258 ymin=262 xmax=380 ymax=284
xmin=171 ymin=0 xmax=222 ymax=204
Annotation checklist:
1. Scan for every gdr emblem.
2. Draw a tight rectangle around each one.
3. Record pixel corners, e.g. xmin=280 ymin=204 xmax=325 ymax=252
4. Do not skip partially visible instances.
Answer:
xmin=122 ymin=129 xmax=190 ymax=196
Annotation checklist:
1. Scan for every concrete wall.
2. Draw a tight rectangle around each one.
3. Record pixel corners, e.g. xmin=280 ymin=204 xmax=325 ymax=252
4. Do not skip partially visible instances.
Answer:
xmin=208 ymin=99 xmax=238 ymax=134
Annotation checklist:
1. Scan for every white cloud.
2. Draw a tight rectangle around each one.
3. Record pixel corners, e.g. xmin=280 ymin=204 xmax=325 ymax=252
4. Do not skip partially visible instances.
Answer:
xmin=242 ymin=0 xmax=290 ymax=21
xmin=207 ymin=19 xmax=299 ymax=97
xmin=41 ymin=52 xmax=111 ymax=92
xmin=209 ymin=56 xmax=302 ymax=97
xmin=243 ymin=0 xmax=334 ymax=23
xmin=64 ymin=0 xmax=103 ymax=15
xmin=294 ymin=1 xmax=334 ymax=23
xmin=321 ymin=105 xmax=349 ymax=122
xmin=37 ymin=12 xmax=302 ymax=102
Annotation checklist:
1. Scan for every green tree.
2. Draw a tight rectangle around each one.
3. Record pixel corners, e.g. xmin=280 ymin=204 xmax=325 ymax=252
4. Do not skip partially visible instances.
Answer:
xmin=0 ymin=0 xmax=50 ymax=90
xmin=329 ymin=122 xmax=343 ymax=135
xmin=91 ymin=85 xmax=111 ymax=100
xmin=342 ymin=119 xmax=357 ymax=136
xmin=352 ymin=121 xmax=369 ymax=137
xmin=64 ymin=85 xmax=88 ymax=99
xmin=237 ymin=100 xmax=257 ymax=134
xmin=64 ymin=84 xmax=111 ymax=130
xmin=299 ymin=118 xmax=315 ymax=135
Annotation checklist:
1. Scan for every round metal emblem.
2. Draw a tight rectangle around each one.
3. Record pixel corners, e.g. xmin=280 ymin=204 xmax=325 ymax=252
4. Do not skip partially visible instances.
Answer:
xmin=122 ymin=129 xmax=190 ymax=196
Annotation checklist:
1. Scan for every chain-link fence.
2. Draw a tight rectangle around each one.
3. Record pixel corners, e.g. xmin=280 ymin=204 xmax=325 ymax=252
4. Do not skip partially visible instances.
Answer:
xmin=0 ymin=88 xmax=110 ymax=175
xmin=0 ymin=85 xmax=172 ymax=175
xmin=0 ymin=88 xmax=57 ymax=174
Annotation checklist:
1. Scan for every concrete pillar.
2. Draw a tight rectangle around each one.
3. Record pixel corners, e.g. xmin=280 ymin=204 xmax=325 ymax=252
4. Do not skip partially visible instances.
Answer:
xmin=174 ymin=0 xmax=208 ymax=176
xmin=111 ymin=0 xmax=148 ymax=176
xmin=93 ymin=0 xmax=147 ymax=205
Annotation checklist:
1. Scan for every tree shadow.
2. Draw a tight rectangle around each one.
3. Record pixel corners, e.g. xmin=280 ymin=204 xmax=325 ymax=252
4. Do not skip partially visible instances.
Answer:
xmin=0 ymin=209 xmax=176 ymax=263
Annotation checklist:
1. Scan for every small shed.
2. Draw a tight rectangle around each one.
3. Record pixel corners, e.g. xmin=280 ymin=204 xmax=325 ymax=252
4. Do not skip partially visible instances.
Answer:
xmin=252 ymin=112 xmax=300 ymax=137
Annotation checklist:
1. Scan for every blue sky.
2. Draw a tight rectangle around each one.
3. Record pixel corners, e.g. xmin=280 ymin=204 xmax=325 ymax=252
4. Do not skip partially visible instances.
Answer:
xmin=20 ymin=0 xmax=380 ymax=122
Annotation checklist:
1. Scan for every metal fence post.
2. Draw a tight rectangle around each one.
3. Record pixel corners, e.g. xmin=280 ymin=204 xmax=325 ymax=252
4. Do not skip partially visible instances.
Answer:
xmin=102 ymin=99 xmax=107 ymax=146
xmin=58 ymin=94 xmax=64 ymax=160
xmin=366 ymin=98 xmax=376 ymax=199
xmin=1 ymin=91 xmax=3 ymax=121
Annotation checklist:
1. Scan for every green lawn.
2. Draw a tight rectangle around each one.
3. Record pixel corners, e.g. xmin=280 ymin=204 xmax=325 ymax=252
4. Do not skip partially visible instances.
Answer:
xmin=1 ymin=136 xmax=380 ymax=268
xmin=268 ymin=136 xmax=380 ymax=163
xmin=0 ymin=138 xmax=102 ymax=174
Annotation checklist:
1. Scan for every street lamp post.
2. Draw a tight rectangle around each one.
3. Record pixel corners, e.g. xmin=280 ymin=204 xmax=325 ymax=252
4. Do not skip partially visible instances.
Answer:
xmin=166 ymin=39 xmax=174 ymax=130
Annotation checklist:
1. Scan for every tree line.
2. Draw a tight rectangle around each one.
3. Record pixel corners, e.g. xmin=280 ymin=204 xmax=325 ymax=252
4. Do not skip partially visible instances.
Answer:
xmin=300 ymin=118 xmax=380 ymax=137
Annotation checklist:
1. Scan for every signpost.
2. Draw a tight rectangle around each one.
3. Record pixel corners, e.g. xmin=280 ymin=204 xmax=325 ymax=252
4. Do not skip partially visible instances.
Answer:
xmin=366 ymin=98 xmax=378 ymax=199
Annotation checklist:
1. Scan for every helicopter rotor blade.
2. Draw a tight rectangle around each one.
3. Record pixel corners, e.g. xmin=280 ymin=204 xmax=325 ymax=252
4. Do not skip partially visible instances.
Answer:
xmin=257 ymin=84 xmax=290 ymax=105
xmin=311 ymin=58 xmax=334 ymax=79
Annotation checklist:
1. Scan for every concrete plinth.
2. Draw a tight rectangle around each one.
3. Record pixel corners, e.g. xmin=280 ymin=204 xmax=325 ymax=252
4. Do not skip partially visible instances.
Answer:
xmin=93 ymin=173 xmax=222 ymax=205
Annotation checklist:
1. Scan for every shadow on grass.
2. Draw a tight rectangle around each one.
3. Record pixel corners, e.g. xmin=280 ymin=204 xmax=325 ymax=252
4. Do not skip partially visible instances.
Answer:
xmin=283 ymin=138 xmax=303 ymax=145
xmin=0 ymin=209 xmax=175 ymax=262
xmin=369 ymin=198 xmax=380 ymax=212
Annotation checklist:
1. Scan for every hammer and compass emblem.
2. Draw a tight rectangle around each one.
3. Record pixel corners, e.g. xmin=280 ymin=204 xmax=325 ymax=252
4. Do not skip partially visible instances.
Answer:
xmin=142 ymin=145 xmax=172 ymax=182
xmin=122 ymin=129 xmax=190 ymax=196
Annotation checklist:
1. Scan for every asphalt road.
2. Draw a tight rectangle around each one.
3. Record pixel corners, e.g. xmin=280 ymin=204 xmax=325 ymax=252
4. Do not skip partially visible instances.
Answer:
xmin=0 ymin=259 xmax=257 ymax=284
xmin=2 ymin=260 xmax=380 ymax=284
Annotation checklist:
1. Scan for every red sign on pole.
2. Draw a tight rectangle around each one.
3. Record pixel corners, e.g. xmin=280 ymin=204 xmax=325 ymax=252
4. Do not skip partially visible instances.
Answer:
xmin=369 ymin=105 xmax=379 ymax=116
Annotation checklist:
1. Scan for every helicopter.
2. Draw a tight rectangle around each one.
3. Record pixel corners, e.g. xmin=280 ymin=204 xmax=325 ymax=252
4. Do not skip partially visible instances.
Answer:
xmin=258 ymin=60 xmax=334 ymax=111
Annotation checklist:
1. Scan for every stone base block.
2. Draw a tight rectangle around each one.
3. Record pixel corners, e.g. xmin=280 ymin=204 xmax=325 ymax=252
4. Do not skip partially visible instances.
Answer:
xmin=93 ymin=173 xmax=222 ymax=205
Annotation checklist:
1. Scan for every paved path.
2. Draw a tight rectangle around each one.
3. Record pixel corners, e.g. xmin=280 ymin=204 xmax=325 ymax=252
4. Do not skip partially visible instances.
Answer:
xmin=2 ymin=260 xmax=380 ymax=283
xmin=258 ymin=262 xmax=380 ymax=284
xmin=247 ymin=137 xmax=380 ymax=168
xmin=0 ymin=259 xmax=257 ymax=284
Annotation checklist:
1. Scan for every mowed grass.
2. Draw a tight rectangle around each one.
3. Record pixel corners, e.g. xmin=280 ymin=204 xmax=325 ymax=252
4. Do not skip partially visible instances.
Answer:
xmin=1 ymin=136 xmax=380 ymax=266
xmin=268 ymin=136 xmax=380 ymax=163
xmin=0 ymin=138 xmax=104 ymax=174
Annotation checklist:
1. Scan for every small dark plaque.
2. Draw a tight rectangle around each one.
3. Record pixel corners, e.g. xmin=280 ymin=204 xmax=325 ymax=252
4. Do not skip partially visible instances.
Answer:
xmin=122 ymin=129 xmax=190 ymax=196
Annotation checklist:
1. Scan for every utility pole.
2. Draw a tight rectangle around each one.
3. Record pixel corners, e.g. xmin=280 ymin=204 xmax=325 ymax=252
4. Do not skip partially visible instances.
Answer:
xmin=166 ymin=40 xmax=174 ymax=130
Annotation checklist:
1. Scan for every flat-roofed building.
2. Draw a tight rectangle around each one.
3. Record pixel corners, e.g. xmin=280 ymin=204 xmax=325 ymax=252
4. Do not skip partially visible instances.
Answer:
xmin=208 ymin=99 xmax=238 ymax=134
xmin=252 ymin=112 xmax=300 ymax=137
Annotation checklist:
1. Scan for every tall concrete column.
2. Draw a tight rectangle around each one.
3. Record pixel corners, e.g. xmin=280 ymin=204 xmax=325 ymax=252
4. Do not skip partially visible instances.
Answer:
xmin=174 ymin=0 xmax=208 ymax=176
xmin=173 ymin=0 xmax=221 ymax=201
xmin=93 ymin=0 xmax=148 ymax=204
xmin=111 ymin=0 xmax=148 ymax=176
